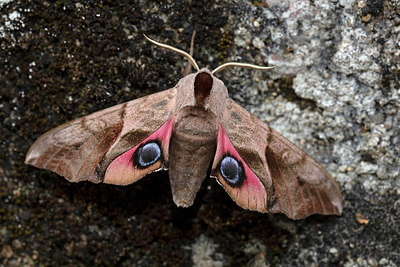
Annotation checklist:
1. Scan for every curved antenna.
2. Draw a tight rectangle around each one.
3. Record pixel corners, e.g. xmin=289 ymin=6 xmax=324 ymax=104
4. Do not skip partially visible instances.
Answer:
xmin=212 ymin=62 xmax=275 ymax=74
xmin=143 ymin=34 xmax=200 ymax=71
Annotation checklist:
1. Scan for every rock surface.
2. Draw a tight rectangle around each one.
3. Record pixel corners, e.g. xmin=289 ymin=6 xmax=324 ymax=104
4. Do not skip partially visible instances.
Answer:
xmin=0 ymin=0 xmax=398 ymax=265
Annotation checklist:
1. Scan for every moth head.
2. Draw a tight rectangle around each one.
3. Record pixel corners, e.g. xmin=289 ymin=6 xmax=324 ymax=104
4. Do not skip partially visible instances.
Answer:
xmin=194 ymin=71 xmax=213 ymax=107
xmin=193 ymin=69 xmax=228 ymax=111
xmin=168 ymin=69 xmax=227 ymax=121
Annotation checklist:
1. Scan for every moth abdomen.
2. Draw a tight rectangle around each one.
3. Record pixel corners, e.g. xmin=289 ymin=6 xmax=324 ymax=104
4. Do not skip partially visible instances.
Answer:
xmin=168 ymin=113 xmax=218 ymax=208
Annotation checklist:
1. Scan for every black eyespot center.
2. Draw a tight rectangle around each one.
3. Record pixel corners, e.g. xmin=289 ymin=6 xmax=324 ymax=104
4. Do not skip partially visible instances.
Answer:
xmin=220 ymin=155 xmax=245 ymax=188
xmin=133 ymin=140 xmax=162 ymax=169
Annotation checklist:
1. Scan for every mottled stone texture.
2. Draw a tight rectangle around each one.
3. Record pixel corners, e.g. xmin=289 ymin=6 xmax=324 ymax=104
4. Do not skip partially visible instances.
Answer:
xmin=0 ymin=0 xmax=398 ymax=266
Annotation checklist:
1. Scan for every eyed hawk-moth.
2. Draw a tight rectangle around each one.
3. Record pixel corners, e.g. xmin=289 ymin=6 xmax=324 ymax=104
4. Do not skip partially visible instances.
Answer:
xmin=25 ymin=34 xmax=342 ymax=220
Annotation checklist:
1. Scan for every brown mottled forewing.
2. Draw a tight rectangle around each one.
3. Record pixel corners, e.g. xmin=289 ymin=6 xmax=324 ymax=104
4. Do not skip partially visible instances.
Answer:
xmin=25 ymin=88 xmax=177 ymax=183
xmin=222 ymin=99 xmax=342 ymax=220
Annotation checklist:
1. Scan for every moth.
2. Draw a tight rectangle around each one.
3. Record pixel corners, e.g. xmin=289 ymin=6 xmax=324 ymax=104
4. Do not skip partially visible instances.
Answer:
xmin=25 ymin=34 xmax=342 ymax=220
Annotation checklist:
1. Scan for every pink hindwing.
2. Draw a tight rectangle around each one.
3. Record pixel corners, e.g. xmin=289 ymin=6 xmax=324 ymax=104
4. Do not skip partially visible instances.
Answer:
xmin=211 ymin=125 xmax=268 ymax=212
xmin=104 ymin=118 xmax=174 ymax=185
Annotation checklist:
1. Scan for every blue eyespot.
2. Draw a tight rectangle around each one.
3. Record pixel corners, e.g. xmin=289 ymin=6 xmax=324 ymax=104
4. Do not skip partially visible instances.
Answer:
xmin=134 ymin=141 xmax=161 ymax=168
xmin=220 ymin=156 xmax=245 ymax=187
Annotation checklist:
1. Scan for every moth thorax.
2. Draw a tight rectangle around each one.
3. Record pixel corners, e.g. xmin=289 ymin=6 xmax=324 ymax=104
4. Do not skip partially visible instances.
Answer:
xmin=194 ymin=72 xmax=213 ymax=106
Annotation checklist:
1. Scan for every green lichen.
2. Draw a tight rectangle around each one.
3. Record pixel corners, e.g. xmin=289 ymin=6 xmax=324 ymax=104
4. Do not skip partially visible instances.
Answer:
xmin=216 ymin=31 xmax=233 ymax=60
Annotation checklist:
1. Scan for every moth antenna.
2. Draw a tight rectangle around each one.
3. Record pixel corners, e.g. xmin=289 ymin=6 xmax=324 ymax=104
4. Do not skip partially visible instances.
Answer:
xmin=212 ymin=62 xmax=275 ymax=74
xmin=189 ymin=30 xmax=196 ymax=58
xmin=183 ymin=30 xmax=197 ymax=76
xmin=143 ymin=34 xmax=200 ymax=71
